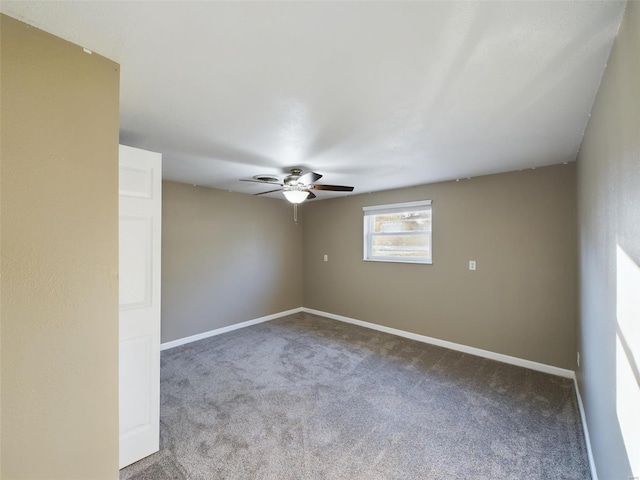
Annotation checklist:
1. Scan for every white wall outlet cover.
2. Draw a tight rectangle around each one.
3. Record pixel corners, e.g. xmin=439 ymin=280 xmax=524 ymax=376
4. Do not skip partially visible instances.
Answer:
xmin=469 ymin=260 xmax=476 ymax=270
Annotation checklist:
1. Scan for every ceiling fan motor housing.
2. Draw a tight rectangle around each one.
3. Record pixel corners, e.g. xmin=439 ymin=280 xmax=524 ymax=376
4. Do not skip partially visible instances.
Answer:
xmin=285 ymin=168 xmax=304 ymax=185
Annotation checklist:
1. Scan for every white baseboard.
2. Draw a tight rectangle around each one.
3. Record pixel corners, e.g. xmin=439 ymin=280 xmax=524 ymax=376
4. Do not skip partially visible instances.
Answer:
xmin=162 ymin=306 xmax=576 ymax=378
xmin=301 ymin=307 xmax=574 ymax=379
xmin=160 ymin=307 xmax=303 ymax=351
xmin=573 ymin=375 xmax=598 ymax=480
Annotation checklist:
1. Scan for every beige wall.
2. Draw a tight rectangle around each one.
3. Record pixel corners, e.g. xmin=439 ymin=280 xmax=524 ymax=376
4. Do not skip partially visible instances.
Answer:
xmin=576 ymin=1 xmax=639 ymax=478
xmin=303 ymin=164 xmax=577 ymax=369
xmin=161 ymin=181 xmax=303 ymax=343
xmin=1 ymin=15 xmax=120 ymax=479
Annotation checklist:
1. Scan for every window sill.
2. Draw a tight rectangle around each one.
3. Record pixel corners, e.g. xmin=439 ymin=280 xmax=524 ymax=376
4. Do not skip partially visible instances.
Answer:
xmin=363 ymin=258 xmax=432 ymax=265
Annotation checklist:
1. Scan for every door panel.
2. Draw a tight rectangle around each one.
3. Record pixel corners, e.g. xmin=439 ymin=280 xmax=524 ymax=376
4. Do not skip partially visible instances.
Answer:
xmin=119 ymin=216 xmax=152 ymax=309
xmin=120 ymin=336 xmax=152 ymax=433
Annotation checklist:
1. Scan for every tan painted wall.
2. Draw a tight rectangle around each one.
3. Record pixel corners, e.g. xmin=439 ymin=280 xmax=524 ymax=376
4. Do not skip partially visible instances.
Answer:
xmin=303 ymin=164 xmax=577 ymax=369
xmin=576 ymin=1 xmax=639 ymax=478
xmin=1 ymin=15 xmax=120 ymax=479
xmin=161 ymin=181 xmax=303 ymax=343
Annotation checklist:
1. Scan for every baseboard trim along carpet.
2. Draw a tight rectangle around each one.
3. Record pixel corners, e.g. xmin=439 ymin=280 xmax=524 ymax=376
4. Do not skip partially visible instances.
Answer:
xmin=160 ymin=307 xmax=304 ymax=351
xmin=573 ymin=377 xmax=598 ymax=480
xmin=162 ymin=306 xmax=575 ymax=375
xmin=301 ymin=308 xmax=574 ymax=379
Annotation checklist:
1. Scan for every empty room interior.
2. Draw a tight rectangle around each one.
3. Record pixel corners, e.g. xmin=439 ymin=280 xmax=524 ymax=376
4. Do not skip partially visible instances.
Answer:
xmin=1 ymin=1 xmax=638 ymax=479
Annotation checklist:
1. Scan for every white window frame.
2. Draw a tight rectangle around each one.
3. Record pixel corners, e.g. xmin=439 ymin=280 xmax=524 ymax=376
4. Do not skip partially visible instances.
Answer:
xmin=363 ymin=200 xmax=432 ymax=264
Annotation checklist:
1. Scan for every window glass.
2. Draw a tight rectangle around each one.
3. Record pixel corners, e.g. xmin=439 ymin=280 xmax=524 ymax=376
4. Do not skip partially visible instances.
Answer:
xmin=363 ymin=201 xmax=432 ymax=264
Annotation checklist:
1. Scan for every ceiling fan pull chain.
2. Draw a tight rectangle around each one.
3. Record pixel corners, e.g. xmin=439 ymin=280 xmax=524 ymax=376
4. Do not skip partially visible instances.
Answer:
xmin=294 ymin=203 xmax=298 ymax=224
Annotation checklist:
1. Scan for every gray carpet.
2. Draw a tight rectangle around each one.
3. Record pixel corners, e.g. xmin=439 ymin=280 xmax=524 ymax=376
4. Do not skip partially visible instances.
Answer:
xmin=120 ymin=312 xmax=591 ymax=479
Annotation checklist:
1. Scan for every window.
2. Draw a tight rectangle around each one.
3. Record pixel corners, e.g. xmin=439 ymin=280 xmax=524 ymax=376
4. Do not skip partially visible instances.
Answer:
xmin=363 ymin=200 xmax=432 ymax=264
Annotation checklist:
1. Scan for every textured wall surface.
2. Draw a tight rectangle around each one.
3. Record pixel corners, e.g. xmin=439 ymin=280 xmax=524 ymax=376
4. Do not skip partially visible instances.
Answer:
xmin=303 ymin=164 xmax=577 ymax=369
xmin=161 ymin=181 xmax=303 ymax=343
xmin=1 ymin=15 xmax=120 ymax=479
xmin=576 ymin=1 xmax=639 ymax=477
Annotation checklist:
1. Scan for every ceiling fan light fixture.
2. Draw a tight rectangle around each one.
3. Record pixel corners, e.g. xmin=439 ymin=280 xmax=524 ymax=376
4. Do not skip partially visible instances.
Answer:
xmin=283 ymin=189 xmax=309 ymax=204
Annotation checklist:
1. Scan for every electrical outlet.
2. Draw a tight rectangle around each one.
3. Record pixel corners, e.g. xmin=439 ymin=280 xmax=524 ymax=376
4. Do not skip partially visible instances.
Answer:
xmin=469 ymin=260 xmax=476 ymax=270
xmin=323 ymin=254 xmax=328 ymax=262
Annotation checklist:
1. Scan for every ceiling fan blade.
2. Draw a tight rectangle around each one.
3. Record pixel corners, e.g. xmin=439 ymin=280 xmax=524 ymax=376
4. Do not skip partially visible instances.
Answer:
xmin=305 ymin=190 xmax=317 ymax=200
xmin=240 ymin=178 xmax=284 ymax=186
xmin=254 ymin=188 xmax=284 ymax=196
xmin=310 ymin=184 xmax=354 ymax=192
xmin=298 ymin=171 xmax=322 ymax=184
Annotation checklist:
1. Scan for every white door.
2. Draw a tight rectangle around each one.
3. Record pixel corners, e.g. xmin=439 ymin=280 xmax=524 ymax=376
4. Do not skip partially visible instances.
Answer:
xmin=119 ymin=145 xmax=162 ymax=469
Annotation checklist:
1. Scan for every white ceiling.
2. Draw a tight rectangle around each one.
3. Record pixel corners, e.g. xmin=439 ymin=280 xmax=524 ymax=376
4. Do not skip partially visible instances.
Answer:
xmin=1 ymin=1 xmax=626 ymax=200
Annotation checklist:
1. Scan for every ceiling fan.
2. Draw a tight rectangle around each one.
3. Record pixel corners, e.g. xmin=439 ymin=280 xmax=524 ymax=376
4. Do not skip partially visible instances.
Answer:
xmin=241 ymin=168 xmax=354 ymax=204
